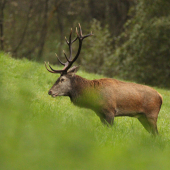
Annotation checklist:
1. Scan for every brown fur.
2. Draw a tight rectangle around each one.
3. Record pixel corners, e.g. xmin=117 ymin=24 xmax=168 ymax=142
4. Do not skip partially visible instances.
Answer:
xmin=48 ymin=71 xmax=162 ymax=135
xmin=72 ymin=75 xmax=161 ymax=134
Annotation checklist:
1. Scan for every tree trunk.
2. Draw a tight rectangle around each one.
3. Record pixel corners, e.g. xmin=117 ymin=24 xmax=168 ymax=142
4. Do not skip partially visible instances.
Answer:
xmin=0 ymin=0 xmax=7 ymax=51
xmin=37 ymin=0 xmax=49 ymax=61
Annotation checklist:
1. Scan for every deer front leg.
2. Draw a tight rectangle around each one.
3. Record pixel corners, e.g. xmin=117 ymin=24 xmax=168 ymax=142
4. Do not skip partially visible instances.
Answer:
xmin=97 ymin=109 xmax=115 ymax=126
xmin=105 ymin=114 xmax=114 ymax=126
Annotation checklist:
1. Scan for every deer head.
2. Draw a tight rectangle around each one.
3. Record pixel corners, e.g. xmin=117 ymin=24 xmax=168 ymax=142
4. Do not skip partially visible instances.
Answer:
xmin=45 ymin=24 xmax=93 ymax=97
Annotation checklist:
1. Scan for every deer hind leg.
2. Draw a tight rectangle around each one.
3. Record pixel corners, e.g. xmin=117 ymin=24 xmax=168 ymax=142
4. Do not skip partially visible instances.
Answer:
xmin=138 ymin=114 xmax=158 ymax=135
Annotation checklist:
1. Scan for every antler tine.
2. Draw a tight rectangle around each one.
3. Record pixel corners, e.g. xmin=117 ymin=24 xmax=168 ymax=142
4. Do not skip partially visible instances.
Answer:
xmin=82 ymin=31 xmax=93 ymax=39
xmin=55 ymin=53 xmax=65 ymax=66
xmin=76 ymin=24 xmax=93 ymax=39
xmin=48 ymin=62 xmax=58 ymax=72
xmin=69 ymin=28 xmax=72 ymax=44
xmin=76 ymin=27 xmax=79 ymax=37
xmin=45 ymin=61 xmax=66 ymax=73
xmin=63 ymin=50 xmax=71 ymax=63
xmin=71 ymin=37 xmax=78 ymax=43
xmin=44 ymin=62 xmax=58 ymax=73
xmin=65 ymin=36 xmax=69 ymax=45
xmin=65 ymin=28 xmax=77 ymax=61
xmin=65 ymin=28 xmax=73 ymax=45
xmin=65 ymin=28 xmax=77 ymax=44
xmin=68 ymin=28 xmax=73 ymax=60
xmin=78 ymin=23 xmax=83 ymax=37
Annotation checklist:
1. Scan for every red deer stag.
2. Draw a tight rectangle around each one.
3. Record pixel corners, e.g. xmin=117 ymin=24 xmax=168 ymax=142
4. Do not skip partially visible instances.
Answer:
xmin=45 ymin=24 xmax=162 ymax=135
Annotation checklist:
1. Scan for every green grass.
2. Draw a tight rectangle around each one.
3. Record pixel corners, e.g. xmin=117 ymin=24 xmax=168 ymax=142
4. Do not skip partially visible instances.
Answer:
xmin=0 ymin=52 xmax=170 ymax=170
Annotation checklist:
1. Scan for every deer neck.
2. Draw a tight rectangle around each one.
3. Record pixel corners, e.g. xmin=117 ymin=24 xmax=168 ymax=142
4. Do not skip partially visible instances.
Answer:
xmin=68 ymin=75 xmax=92 ymax=102
xmin=68 ymin=75 xmax=88 ymax=97
xmin=69 ymin=75 xmax=102 ymax=110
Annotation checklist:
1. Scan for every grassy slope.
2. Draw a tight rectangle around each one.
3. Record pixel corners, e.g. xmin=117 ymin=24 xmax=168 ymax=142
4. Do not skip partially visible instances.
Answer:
xmin=0 ymin=53 xmax=170 ymax=170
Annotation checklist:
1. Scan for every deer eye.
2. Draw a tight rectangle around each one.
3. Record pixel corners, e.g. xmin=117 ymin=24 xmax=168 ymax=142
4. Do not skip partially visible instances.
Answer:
xmin=60 ymin=78 xmax=65 ymax=82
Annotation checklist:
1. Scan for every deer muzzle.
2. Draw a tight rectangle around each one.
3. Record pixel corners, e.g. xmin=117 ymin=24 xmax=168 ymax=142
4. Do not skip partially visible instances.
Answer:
xmin=48 ymin=90 xmax=58 ymax=98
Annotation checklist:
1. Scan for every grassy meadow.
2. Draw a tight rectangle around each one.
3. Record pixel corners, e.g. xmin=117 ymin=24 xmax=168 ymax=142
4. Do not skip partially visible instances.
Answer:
xmin=0 ymin=52 xmax=170 ymax=170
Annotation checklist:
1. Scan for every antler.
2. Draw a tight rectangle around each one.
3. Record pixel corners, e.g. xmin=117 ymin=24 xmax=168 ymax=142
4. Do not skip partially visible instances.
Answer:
xmin=45 ymin=23 xmax=93 ymax=75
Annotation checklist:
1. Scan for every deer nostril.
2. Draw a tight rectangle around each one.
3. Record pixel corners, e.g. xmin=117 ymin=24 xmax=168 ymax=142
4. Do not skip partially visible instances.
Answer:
xmin=48 ymin=90 xmax=52 ymax=95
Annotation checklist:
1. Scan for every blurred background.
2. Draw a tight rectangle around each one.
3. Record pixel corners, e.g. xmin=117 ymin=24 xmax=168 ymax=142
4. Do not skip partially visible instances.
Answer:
xmin=0 ymin=0 xmax=170 ymax=87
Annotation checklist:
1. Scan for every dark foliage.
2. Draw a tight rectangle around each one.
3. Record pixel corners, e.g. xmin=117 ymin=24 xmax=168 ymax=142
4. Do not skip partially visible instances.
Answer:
xmin=110 ymin=0 xmax=170 ymax=87
xmin=1 ymin=0 xmax=170 ymax=87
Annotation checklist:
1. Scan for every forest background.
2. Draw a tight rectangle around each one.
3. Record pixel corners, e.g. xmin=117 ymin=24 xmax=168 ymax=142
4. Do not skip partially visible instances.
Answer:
xmin=1 ymin=0 xmax=170 ymax=87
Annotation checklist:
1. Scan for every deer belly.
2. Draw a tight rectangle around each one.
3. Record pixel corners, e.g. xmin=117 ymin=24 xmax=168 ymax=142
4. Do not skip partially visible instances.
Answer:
xmin=114 ymin=98 xmax=144 ymax=117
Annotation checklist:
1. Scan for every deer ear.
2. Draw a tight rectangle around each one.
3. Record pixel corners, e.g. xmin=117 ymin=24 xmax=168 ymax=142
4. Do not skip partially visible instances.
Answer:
xmin=67 ymin=66 xmax=79 ymax=75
